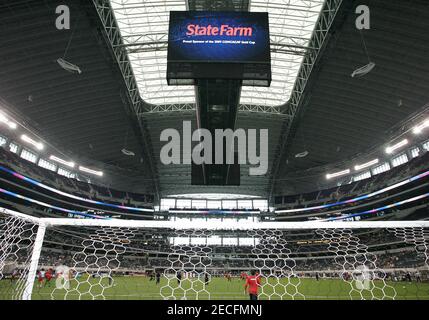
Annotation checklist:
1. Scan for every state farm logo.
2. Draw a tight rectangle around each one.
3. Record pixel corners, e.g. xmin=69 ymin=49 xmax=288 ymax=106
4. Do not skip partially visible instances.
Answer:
xmin=186 ymin=24 xmax=253 ymax=37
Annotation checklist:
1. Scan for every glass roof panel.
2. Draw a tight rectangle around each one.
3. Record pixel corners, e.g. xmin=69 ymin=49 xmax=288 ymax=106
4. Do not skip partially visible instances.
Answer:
xmin=110 ymin=0 xmax=324 ymax=107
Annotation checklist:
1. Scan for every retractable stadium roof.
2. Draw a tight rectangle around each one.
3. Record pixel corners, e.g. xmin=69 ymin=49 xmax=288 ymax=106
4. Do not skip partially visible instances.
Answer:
xmin=110 ymin=0 xmax=325 ymax=107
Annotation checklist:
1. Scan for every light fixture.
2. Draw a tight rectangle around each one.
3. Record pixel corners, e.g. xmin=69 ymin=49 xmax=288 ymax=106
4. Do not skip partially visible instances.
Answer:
xmin=354 ymin=158 xmax=379 ymax=171
xmin=0 ymin=112 xmax=17 ymax=130
xmin=412 ymin=119 xmax=429 ymax=135
xmin=21 ymin=134 xmax=44 ymax=150
xmin=351 ymin=62 xmax=376 ymax=78
xmin=0 ymin=113 xmax=7 ymax=123
xmin=57 ymin=58 xmax=82 ymax=74
xmin=79 ymin=166 xmax=103 ymax=177
xmin=326 ymin=169 xmax=350 ymax=180
xmin=49 ymin=155 xmax=75 ymax=168
xmin=385 ymin=139 xmax=408 ymax=154
xmin=295 ymin=151 xmax=309 ymax=158
xmin=121 ymin=148 xmax=136 ymax=157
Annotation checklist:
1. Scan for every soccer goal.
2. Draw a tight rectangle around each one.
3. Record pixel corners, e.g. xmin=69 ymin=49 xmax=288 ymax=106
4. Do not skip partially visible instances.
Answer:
xmin=0 ymin=207 xmax=428 ymax=300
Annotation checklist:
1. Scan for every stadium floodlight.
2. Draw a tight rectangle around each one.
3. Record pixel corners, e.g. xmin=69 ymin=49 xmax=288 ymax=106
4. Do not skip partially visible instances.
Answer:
xmin=8 ymin=122 xmax=17 ymax=129
xmin=0 ymin=112 xmax=17 ymax=130
xmin=385 ymin=139 xmax=408 ymax=154
xmin=354 ymin=158 xmax=379 ymax=171
xmin=326 ymin=169 xmax=350 ymax=180
xmin=21 ymin=134 xmax=44 ymax=150
xmin=49 ymin=155 xmax=75 ymax=168
xmin=79 ymin=166 xmax=103 ymax=177
xmin=0 ymin=113 xmax=7 ymax=123
xmin=412 ymin=119 xmax=429 ymax=135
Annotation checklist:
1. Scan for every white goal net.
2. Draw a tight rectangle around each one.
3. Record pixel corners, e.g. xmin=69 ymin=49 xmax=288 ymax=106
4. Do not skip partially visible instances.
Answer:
xmin=0 ymin=208 xmax=428 ymax=300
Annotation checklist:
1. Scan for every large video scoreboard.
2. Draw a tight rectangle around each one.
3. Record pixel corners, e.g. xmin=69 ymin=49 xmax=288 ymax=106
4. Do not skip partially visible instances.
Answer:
xmin=167 ymin=11 xmax=271 ymax=86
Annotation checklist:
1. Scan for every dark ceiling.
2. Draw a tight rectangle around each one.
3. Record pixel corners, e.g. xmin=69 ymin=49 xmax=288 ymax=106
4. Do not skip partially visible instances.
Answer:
xmin=0 ymin=0 xmax=153 ymax=178
xmin=274 ymin=0 xmax=429 ymax=194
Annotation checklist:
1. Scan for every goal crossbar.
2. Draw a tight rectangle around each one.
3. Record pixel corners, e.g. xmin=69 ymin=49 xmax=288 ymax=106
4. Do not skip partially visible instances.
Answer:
xmin=2 ymin=207 xmax=429 ymax=230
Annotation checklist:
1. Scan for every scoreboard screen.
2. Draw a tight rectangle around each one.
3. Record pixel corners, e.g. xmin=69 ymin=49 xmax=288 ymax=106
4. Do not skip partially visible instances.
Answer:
xmin=167 ymin=11 xmax=270 ymax=64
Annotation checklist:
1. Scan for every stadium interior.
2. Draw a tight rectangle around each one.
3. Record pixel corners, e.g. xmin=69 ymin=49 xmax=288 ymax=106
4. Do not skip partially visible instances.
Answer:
xmin=0 ymin=0 xmax=429 ymax=300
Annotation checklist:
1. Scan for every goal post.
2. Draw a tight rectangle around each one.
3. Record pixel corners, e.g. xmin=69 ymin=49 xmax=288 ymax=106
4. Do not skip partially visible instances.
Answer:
xmin=1 ymin=207 xmax=429 ymax=300
xmin=0 ymin=208 xmax=41 ymax=300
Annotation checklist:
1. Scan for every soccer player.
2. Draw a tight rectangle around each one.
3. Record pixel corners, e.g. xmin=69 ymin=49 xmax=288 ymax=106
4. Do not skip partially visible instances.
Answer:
xmin=177 ymin=271 xmax=182 ymax=285
xmin=11 ymin=269 xmax=19 ymax=283
xmin=156 ymin=271 xmax=161 ymax=285
xmin=416 ymin=271 xmax=422 ymax=282
xmin=244 ymin=270 xmax=261 ymax=301
xmin=204 ymin=273 xmax=209 ymax=286
xmin=226 ymin=273 xmax=232 ymax=282
xmin=406 ymin=272 xmax=412 ymax=282
xmin=37 ymin=269 xmax=45 ymax=288
xmin=45 ymin=268 xmax=53 ymax=287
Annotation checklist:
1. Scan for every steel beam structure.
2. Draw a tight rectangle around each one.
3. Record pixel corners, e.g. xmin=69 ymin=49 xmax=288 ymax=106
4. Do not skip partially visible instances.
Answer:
xmin=92 ymin=0 xmax=160 ymax=199
xmin=269 ymin=0 xmax=344 ymax=200
xmin=142 ymin=103 xmax=291 ymax=116
xmin=109 ymin=0 xmax=326 ymax=108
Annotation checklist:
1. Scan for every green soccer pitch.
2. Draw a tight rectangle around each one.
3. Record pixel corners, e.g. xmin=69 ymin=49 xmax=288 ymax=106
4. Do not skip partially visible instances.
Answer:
xmin=1 ymin=276 xmax=429 ymax=300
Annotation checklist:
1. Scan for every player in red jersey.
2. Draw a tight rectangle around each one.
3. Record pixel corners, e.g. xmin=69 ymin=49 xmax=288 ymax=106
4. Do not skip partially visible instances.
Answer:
xmin=244 ymin=270 xmax=261 ymax=300
xmin=44 ymin=268 xmax=53 ymax=287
